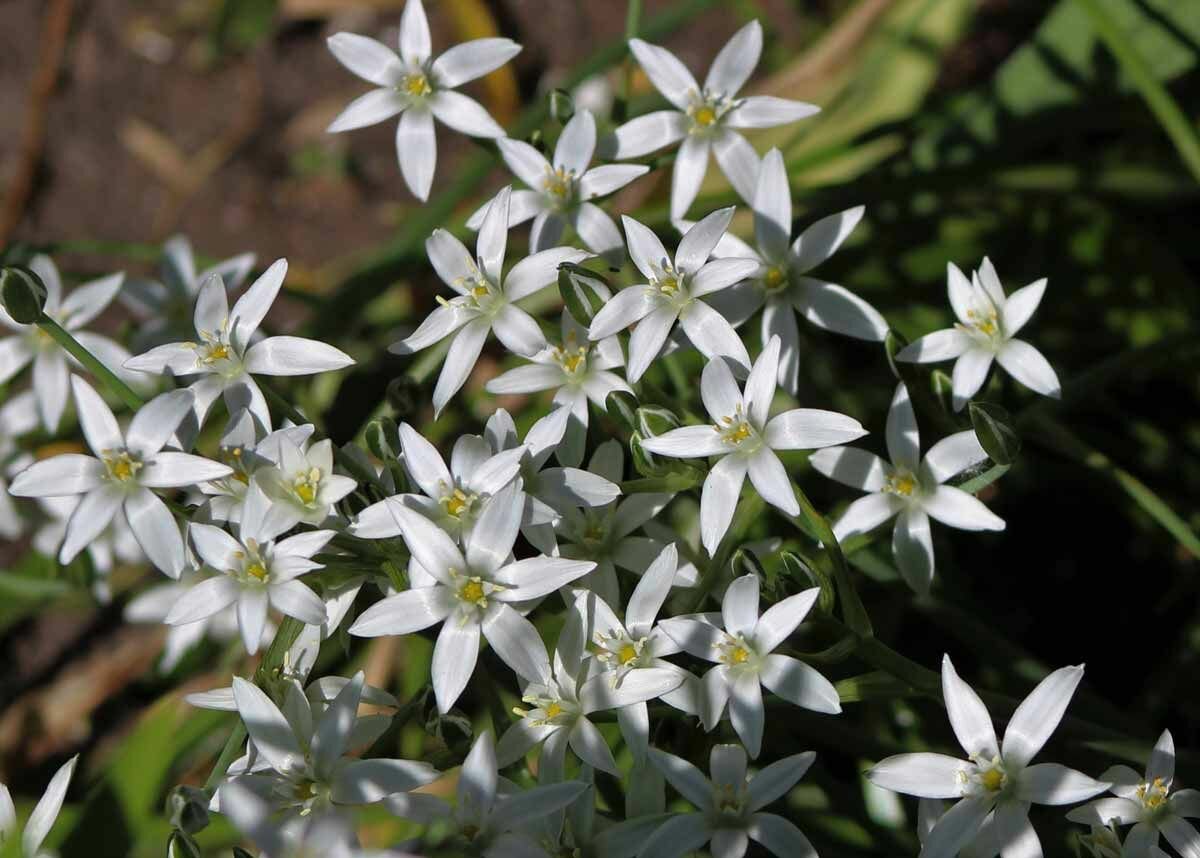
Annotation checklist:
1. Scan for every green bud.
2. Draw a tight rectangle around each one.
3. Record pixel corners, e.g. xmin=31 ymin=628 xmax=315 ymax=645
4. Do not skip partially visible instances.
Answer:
xmin=0 ymin=265 xmax=48 ymax=324
xmin=969 ymin=401 xmax=1020 ymax=466
xmin=365 ymin=417 xmax=397 ymax=461
xmin=557 ymin=262 xmax=608 ymax=327
xmin=606 ymin=389 xmax=639 ymax=433
xmin=782 ymin=550 xmax=835 ymax=616
xmin=635 ymin=405 xmax=679 ymax=439
xmin=930 ymin=369 xmax=954 ymax=412
xmin=549 ymin=88 xmax=575 ymax=125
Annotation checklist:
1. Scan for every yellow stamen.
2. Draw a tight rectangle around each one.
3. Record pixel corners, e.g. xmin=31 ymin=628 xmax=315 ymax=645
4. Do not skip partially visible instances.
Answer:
xmin=729 ymin=646 xmax=750 ymax=664
xmin=886 ymin=473 xmax=917 ymax=496
xmin=618 ymin=644 xmax=639 ymax=665
xmin=763 ymin=266 xmax=787 ymax=290
xmin=460 ymin=580 xmax=485 ymax=605
xmin=401 ymin=73 xmax=431 ymax=97
xmin=544 ymin=702 xmax=563 ymax=719
xmin=980 ymin=768 xmax=1005 ymax=792
xmin=246 ymin=562 xmax=269 ymax=581
xmin=104 ymin=451 xmax=142 ymax=483
xmin=544 ymin=167 xmax=573 ymax=200
xmin=657 ymin=275 xmax=680 ymax=295
xmin=293 ymin=467 xmax=321 ymax=505
xmin=693 ymin=106 xmax=716 ymax=127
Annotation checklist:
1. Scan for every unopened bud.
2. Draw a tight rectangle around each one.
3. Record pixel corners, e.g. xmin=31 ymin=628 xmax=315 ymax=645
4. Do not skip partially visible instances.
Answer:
xmin=0 ymin=265 xmax=48 ymax=324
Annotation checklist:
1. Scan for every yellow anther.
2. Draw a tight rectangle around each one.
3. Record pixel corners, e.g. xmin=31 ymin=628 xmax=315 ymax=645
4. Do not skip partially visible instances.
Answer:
xmin=763 ymin=266 xmax=787 ymax=290
xmin=886 ymin=473 xmax=917 ymax=497
xmin=401 ymin=73 xmax=431 ymax=97
xmin=442 ymin=488 xmax=474 ymax=519
xmin=1137 ymin=778 xmax=1169 ymax=809
xmin=693 ymin=105 xmax=717 ymax=127
xmin=472 ymin=284 xmax=489 ymax=298
xmin=246 ymin=562 xmax=269 ymax=581
xmin=293 ymin=467 xmax=321 ymax=505
xmin=294 ymin=780 xmax=318 ymax=800
xmin=544 ymin=702 xmax=563 ymax=719
xmin=103 ymin=451 xmax=142 ymax=483
xmin=657 ymin=275 xmax=680 ymax=295
xmin=980 ymin=768 xmax=1005 ymax=792
xmin=730 ymin=646 xmax=750 ymax=664
xmin=544 ymin=167 xmax=573 ymax=200
xmin=560 ymin=349 xmax=586 ymax=373
xmin=618 ymin=644 xmax=639 ymax=665
xmin=459 ymin=579 xmax=485 ymax=605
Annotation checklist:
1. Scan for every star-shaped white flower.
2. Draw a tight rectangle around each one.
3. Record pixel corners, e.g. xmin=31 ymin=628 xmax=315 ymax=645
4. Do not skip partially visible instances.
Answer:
xmin=0 ymin=254 xmax=138 ymax=431
xmin=218 ymin=672 xmax=437 ymax=824
xmin=897 ymin=258 xmax=1061 ymax=411
xmin=867 ymin=655 xmax=1109 ymax=858
xmin=495 ymin=591 xmax=683 ymax=779
xmin=469 ymin=109 xmax=649 ymax=257
xmin=166 ymin=484 xmax=332 ymax=653
xmin=326 ymin=0 xmax=520 ymax=200
xmin=1067 ymin=729 xmax=1200 ymax=858
xmin=351 ymin=421 xmax=526 ymax=543
xmin=255 ymin=434 xmax=357 ymax=531
xmin=124 ymin=260 xmax=354 ymax=434
xmin=0 ymin=754 xmax=78 ymax=858
xmin=348 ymin=482 xmax=595 ymax=713
xmin=637 ymin=744 xmax=818 ymax=858
xmin=698 ymin=147 xmax=888 ymax=394
xmin=486 ymin=309 xmax=631 ymax=467
xmin=588 ymin=208 xmax=760 ymax=382
xmin=391 ymin=186 xmax=590 ymax=415
xmin=611 ymin=21 xmax=819 ymax=219
xmin=120 ymin=234 xmax=255 ymax=350
xmin=810 ymin=381 xmax=1005 ymax=594
xmin=641 ymin=335 xmax=867 ymax=554
xmin=384 ymin=731 xmax=589 ymax=856
xmin=661 ymin=574 xmax=839 ymax=757
xmin=9 ymin=378 xmax=231 ymax=577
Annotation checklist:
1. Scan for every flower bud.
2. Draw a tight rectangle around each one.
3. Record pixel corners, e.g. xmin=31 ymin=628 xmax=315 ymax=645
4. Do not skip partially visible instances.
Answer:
xmin=0 ymin=264 xmax=48 ymax=324
xmin=165 ymin=785 xmax=210 ymax=835
xmin=549 ymin=88 xmax=575 ymax=125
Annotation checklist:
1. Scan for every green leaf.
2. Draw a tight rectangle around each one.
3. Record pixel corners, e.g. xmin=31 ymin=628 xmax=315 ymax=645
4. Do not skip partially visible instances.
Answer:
xmin=635 ymin=405 xmax=680 ymax=439
xmin=968 ymin=402 xmax=1021 ymax=466
xmin=606 ymin=389 xmax=639 ymax=433
xmin=782 ymin=551 xmax=835 ymax=617
xmin=835 ymin=672 xmax=915 ymax=703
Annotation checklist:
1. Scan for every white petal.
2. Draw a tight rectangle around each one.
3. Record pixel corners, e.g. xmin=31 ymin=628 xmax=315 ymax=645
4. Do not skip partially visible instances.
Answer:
xmin=10 ymin=454 xmax=104 ymax=497
xmin=746 ymin=752 xmax=814 ymax=812
xmin=331 ymin=758 xmax=437 ymax=804
xmin=799 ymin=278 xmax=888 ymax=341
xmin=725 ymin=95 xmax=819 ymax=129
xmin=679 ymin=300 xmax=750 ymax=372
xmin=996 ymin=339 xmax=1060 ymax=399
xmin=61 ymin=272 xmax=123 ymax=328
xmin=486 ymin=363 xmax=564 ymax=395
xmin=896 ymin=329 xmax=971 ymax=363
xmin=237 ymin=588 xmax=269 ymax=653
xmin=636 ymin=812 xmax=711 ymax=858
xmin=721 ymin=573 xmax=760 ymax=636
xmin=0 ymin=336 xmax=33 ymax=384
xmin=505 ymin=247 xmax=589 ymax=301
xmin=670 ymin=135 xmax=710 ymax=220
xmin=893 ymin=508 xmax=934 ymax=594
xmin=622 ymin=215 xmax=672 ymax=282
xmin=809 ymin=447 xmax=888 ymax=492
xmin=467 ymin=482 xmax=524 ymax=571
xmin=433 ymin=317 xmax=490 ymax=416
xmin=529 ymin=210 xmax=565 ymax=253
xmin=886 ymin=382 xmax=920 ymax=470
xmin=647 ymin=748 xmax=713 ymax=810
xmin=627 ymin=305 xmax=679 ymax=383
xmin=579 ymin=163 xmax=648 ymax=200
xmin=690 ymin=257 xmax=760 ymax=299
xmin=764 ymin=407 xmax=866 ymax=450
xmin=244 ymin=336 xmax=353 ymax=376
xmin=399 ymin=0 xmax=431 ymax=64
xmin=140 ymin=451 xmax=232 ymax=488
xmin=700 ymin=352 xmax=744 ymax=421
xmin=922 ymin=430 xmax=989 ymax=484
xmin=831 ymin=492 xmax=901 ymax=543
xmin=310 ymin=672 xmax=363 ymax=780
xmin=328 ymin=33 xmax=402 ymax=86
xmin=397 ymin=107 xmax=437 ymax=201
xmin=22 ymin=754 xmax=77 ymax=858
xmin=754 ymin=589 xmax=819 ymax=653
xmin=327 ymin=87 xmax=405 ymax=132
xmin=572 ymin=202 xmax=625 ymax=258
xmin=753 ymin=148 xmax=791 ymax=261
xmin=457 ymin=731 xmax=498 ymax=819
xmin=1147 ymin=728 xmax=1175 ymax=785
xmin=165 ymin=575 xmax=241 ymax=625
xmin=640 ymin=424 xmax=728 ymax=458
xmin=426 ymin=228 xmax=479 ymax=289
xmin=554 ymin=108 xmax=596 ymax=174
xmin=991 ymin=801 xmax=1042 ymax=858
xmin=231 ymin=259 xmax=287 ymax=347
xmin=568 ymin=717 xmax=619 ymax=774
xmin=124 ymin=489 xmax=186 ymax=577
xmin=760 ymin=653 xmax=840 ymax=713
xmin=1161 ymin=815 xmax=1200 ymax=858
xmin=432 ymin=37 xmax=520 ymax=88
xmin=706 ymin=20 xmax=761 ymax=95
xmin=391 ymin=501 xmax=465 ymax=582
xmin=432 ymin=616 xmax=480 ymax=713
xmin=72 ymin=375 xmax=122 ymax=455
xmin=628 ymin=39 xmax=699 ymax=109
xmin=495 ymin=556 xmax=594 ymax=601
xmin=711 ymin=129 xmax=759 ymax=204
xmin=350 ymin=586 xmax=454 ymax=636
xmin=610 ymin=110 xmax=688 ymax=158
xmin=868 ymin=753 xmax=966 ymax=799
xmin=495 ymin=718 xmax=556 ymax=767
xmin=430 ymin=90 xmax=504 ymax=138
xmin=791 ymin=206 xmax=865 ymax=273
xmin=477 ymin=186 xmax=511 ymax=283
xmin=481 ymin=603 xmax=551 ymax=684
xmin=1017 ymin=763 xmax=1108 ymax=806
xmin=951 ymin=349 xmax=994 ymax=411
xmin=701 ymin=454 xmax=747 ymax=555
xmin=626 ymin=543 xmax=677 ymax=634
xmin=747 ymin=448 xmax=798 ymax=516
xmin=922 ymin=485 xmax=1005 ymax=532
xmin=941 ymin=655 xmax=1000 ymax=760
xmin=270 ymin=579 xmax=327 ymax=625
xmin=188 ymin=522 xmax=243 ymax=570
xmin=946 ymin=262 xmax=974 ymax=324
xmin=232 ymin=677 xmax=304 ymax=775
xmin=126 ymin=389 xmax=194 ymax=457
xmin=920 ymin=797 xmax=991 ymax=858
xmin=729 ymin=670 xmax=765 ymax=757
xmin=1002 ymin=664 xmax=1084 ymax=768
xmin=747 ymin=812 xmax=817 ymax=858
xmin=1000 ymin=279 xmax=1046 ymax=338
xmin=398 ymin=421 xmax=453 ymax=498
xmin=493 ymin=305 xmax=547 ymax=357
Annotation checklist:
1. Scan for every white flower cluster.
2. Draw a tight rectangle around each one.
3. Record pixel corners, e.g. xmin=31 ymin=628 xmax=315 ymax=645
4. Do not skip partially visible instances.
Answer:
xmin=0 ymin=5 xmax=1190 ymax=858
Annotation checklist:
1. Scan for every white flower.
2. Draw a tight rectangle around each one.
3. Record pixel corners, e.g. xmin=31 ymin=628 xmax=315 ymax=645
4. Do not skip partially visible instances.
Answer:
xmin=1067 ymin=729 xmax=1200 ymax=858
xmin=469 ymin=109 xmax=649 ymax=257
xmin=660 ymin=574 xmax=838 ymax=758
xmin=256 ymin=434 xmax=357 ymax=530
xmin=578 ymin=544 xmax=700 ymax=759
xmin=124 ymin=260 xmax=354 ymax=433
xmin=697 ymin=148 xmax=888 ymax=394
xmin=867 ymin=655 xmax=1109 ymax=858
xmin=810 ymin=382 xmax=1005 ymax=594
xmin=611 ymin=21 xmax=819 ymax=219
xmin=34 ymin=494 xmax=143 ymax=601
xmin=554 ymin=439 xmax=693 ymax=610
xmin=0 ymin=754 xmax=78 ymax=858
xmin=0 ymin=389 xmax=39 ymax=540
xmin=390 ymin=186 xmax=590 ymax=415
xmin=215 ymin=673 xmax=436 ymax=830
xmin=351 ymin=421 xmax=525 ymax=543
xmin=495 ymin=592 xmax=683 ymax=779
xmin=897 ymin=258 xmax=1061 ymax=411
xmin=384 ymin=731 xmax=589 ymax=855
xmin=588 ymin=208 xmax=760 ymax=382
xmin=348 ymin=482 xmax=595 ymax=713
xmin=120 ymin=234 xmax=255 ymax=350
xmin=0 ymin=255 xmax=138 ymax=432
xmin=326 ymin=0 xmax=520 ymax=201
xmin=9 ymin=378 xmax=231 ymax=577
xmin=165 ymin=484 xmax=332 ymax=653
xmin=197 ymin=410 xmax=316 ymax=523
xmin=637 ymin=744 xmax=818 ymax=858
xmin=481 ymin=407 xmax=621 ymax=552
xmin=641 ymin=336 xmax=867 ymax=554
xmin=486 ymin=309 xmax=631 ymax=467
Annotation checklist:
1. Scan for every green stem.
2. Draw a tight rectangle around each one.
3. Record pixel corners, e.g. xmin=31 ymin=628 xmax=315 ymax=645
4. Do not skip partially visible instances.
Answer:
xmin=202 ymin=723 xmax=247 ymax=794
xmin=1073 ymin=0 xmax=1200 ymax=183
xmin=38 ymin=316 xmax=144 ymax=410
xmin=791 ymin=484 xmax=873 ymax=636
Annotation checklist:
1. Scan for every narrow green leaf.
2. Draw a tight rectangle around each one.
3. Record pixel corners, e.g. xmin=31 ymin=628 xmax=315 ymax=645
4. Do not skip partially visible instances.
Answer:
xmin=968 ymin=402 xmax=1021 ymax=466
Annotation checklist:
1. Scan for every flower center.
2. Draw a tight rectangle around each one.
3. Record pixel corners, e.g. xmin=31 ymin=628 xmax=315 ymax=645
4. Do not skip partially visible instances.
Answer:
xmin=103 ymin=450 xmax=143 ymax=483
xmin=440 ymin=486 xmax=478 ymax=520
xmin=553 ymin=344 xmax=588 ymax=378
xmin=189 ymin=321 xmax=239 ymax=374
xmin=956 ymin=295 xmax=1003 ymax=343
xmin=460 ymin=579 xmax=485 ymax=605
xmin=594 ymin=630 xmax=648 ymax=671
xmin=762 ymin=265 xmax=788 ymax=292
xmin=716 ymin=633 xmax=757 ymax=668
xmin=1136 ymin=778 xmax=1170 ymax=811
xmin=712 ymin=782 xmax=746 ymax=819
xmin=687 ymin=93 xmax=733 ymax=135
xmin=961 ymin=755 xmax=1009 ymax=797
xmin=714 ymin=406 xmax=757 ymax=449
xmin=543 ymin=167 xmax=575 ymax=206
xmin=236 ymin=540 xmax=270 ymax=585
xmin=445 ymin=269 xmax=503 ymax=316
xmin=246 ymin=562 xmax=269 ymax=581
xmin=884 ymin=470 xmax=917 ymax=497
xmin=293 ymin=467 xmax=322 ymax=505
xmin=400 ymin=72 xmax=431 ymax=98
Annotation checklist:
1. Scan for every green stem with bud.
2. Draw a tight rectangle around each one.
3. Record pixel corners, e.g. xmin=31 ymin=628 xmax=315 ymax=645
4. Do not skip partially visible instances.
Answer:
xmin=37 ymin=316 xmax=145 ymax=410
